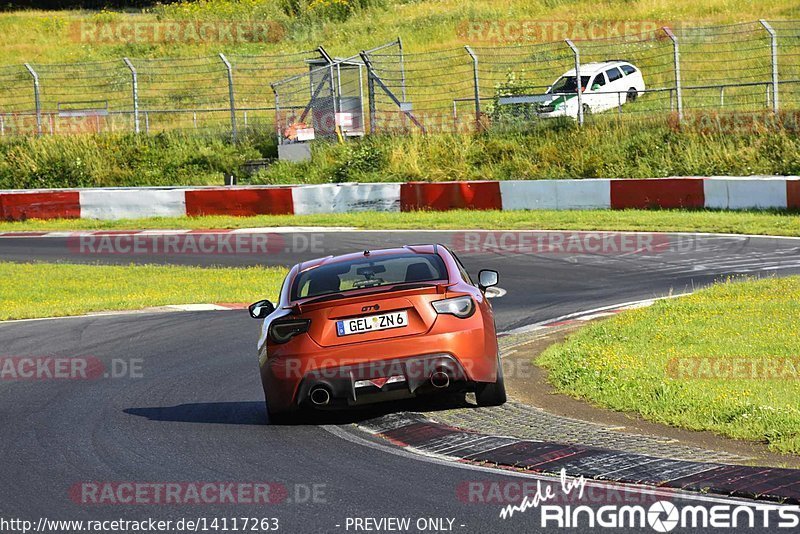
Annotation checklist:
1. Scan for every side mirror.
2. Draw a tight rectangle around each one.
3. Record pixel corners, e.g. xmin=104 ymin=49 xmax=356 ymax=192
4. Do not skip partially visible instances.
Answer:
xmin=248 ymin=300 xmax=275 ymax=319
xmin=478 ymin=270 xmax=499 ymax=291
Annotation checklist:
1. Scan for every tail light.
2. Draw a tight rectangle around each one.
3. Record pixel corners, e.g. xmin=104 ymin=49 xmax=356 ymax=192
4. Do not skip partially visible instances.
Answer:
xmin=432 ymin=296 xmax=475 ymax=318
xmin=269 ymin=319 xmax=311 ymax=344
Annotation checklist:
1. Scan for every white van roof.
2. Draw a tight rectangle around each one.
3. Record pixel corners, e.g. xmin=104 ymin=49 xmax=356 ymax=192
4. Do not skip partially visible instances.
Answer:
xmin=561 ymin=60 xmax=634 ymax=77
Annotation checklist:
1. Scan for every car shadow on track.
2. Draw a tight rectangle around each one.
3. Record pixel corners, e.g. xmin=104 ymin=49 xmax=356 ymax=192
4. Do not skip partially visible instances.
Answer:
xmin=125 ymin=402 xmax=268 ymax=426
xmin=124 ymin=393 xmax=473 ymax=427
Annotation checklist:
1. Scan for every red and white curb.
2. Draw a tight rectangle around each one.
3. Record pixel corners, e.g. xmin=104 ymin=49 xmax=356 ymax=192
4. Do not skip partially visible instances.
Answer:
xmin=0 ymin=226 xmax=354 ymax=238
xmin=1 ymin=176 xmax=798 ymax=221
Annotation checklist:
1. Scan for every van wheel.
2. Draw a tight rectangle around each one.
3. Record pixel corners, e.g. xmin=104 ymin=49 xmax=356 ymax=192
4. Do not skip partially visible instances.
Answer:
xmin=626 ymin=88 xmax=638 ymax=103
xmin=476 ymin=354 xmax=507 ymax=407
xmin=581 ymin=104 xmax=591 ymax=118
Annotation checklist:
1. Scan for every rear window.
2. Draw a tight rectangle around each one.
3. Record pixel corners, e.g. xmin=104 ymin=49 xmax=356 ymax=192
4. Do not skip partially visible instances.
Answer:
xmin=292 ymin=253 xmax=448 ymax=300
xmin=606 ymin=67 xmax=623 ymax=82
xmin=621 ymin=64 xmax=636 ymax=75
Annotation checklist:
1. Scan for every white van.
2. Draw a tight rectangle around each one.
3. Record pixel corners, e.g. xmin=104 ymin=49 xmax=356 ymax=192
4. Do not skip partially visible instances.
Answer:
xmin=538 ymin=61 xmax=646 ymax=119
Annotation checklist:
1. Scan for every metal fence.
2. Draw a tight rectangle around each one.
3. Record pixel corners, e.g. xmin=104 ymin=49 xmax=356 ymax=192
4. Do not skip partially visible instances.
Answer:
xmin=0 ymin=50 xmax=317 ymax=138
xmin=271 ymin=19 xmax=800 ymax=141
xmin=1 ymin=20 xmax=799 ymax=141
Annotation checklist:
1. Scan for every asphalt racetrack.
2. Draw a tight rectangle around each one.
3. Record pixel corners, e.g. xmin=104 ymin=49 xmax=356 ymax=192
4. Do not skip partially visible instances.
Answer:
xmin=2 ymin=230 xmax=800 ymax=533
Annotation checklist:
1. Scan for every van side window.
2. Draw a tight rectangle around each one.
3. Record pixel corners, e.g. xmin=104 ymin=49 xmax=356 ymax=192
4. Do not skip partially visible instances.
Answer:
xmin=621 ymin=64 xmax=636 ymax=75
xmin=606 ymin=67 xmax=623 ymax=82
xmin=592 ymin=73 xmax=607 ymax=87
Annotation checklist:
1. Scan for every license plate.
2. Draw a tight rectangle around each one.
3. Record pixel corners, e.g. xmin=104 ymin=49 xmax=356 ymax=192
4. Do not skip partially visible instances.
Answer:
xmin=336 ymin=311 xmax=408 ymax=336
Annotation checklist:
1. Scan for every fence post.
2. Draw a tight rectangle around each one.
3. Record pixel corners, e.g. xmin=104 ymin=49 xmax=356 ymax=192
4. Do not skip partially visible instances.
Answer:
xmin=318 ymin=46 xmax=339 ymax=134
xmin=663 ymin=27 xmax=683 ymax=123
xmin=271 ymin=83 xmax=282 ymax=145
xmin=464 ymin=45 xmax=482 ymax=132
xmin=397 ymin=36 xmax=407 ymax=103
xmin=360 ymin=51 xmax=378 ymax=134
xmin=219 ymin=53 xmax=237 ymax=142
xmin=23 ymin=63 xmax=42 ymax=136
xmin=760 ymin=19 xmax=779 ymax=114
xmin=565 ymin=40 xmax=583 ymax=126
xmin=123 ymin=58 xmax=140 ymax=134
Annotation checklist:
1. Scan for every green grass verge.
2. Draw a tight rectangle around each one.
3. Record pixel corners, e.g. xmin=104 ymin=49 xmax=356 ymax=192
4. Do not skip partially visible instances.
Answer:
xmin=538 ymin=276 xmax=800 ymax=454
xmin=4 ymin=124 xmax=800 ymax=189
xmin=0 ymin=262 xmax=287 ymax=321
xmin=4 ymin=1 xmax=795 ymax=65
xmin=2 ymin=209 xmax=800 ymax=237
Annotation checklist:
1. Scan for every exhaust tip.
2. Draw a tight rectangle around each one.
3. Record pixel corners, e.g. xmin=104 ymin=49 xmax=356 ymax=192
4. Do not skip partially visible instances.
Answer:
xmin=309 ymin=386 xmax=331 ymax=406
xmin=430 ymin=370 xmax=450 ymax=389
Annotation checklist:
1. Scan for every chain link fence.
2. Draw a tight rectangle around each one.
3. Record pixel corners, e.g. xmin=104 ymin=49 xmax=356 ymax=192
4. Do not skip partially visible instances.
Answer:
xmin=0 ymin=50 xmax=316 ymax=138
xmin=1 ymin=20 xmax=799 ymax=141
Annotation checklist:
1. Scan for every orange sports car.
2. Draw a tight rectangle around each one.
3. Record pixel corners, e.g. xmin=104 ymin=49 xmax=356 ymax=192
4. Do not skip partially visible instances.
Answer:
xmin=248 ymin=244 xmax=505 ymax=423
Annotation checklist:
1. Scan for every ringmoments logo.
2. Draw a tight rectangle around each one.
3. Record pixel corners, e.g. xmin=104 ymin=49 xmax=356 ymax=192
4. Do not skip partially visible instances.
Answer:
xmin=534 ymin=501 xmax=800 ymax=530
xmin=488 ymin=468 xmax=800 ymax=530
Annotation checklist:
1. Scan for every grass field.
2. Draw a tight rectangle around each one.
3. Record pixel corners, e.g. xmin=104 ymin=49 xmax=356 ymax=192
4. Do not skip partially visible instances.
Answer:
xmin=1 ymin=1 xmax=800 ymax=188
xmin=4 ymin=122 xmax=800 ymax=189
xmin=3 ymin=1 xmax=796 ymax=64
xmin=2 ymin=209 xmax=800 ymax=237
xmin=0 ymin=262 xmax=287 ymax=320
xmin=539 ymin=276 xmax=800 ymax=454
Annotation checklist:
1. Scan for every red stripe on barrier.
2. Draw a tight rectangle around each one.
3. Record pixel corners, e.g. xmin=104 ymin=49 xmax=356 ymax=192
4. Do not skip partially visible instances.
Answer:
xmin=400 ymin=181 xmax=501 ymax=211
xmin=185 ymin=188 xmax=294 ymax=217
xmin=610 ymin=178 xmax=705 ymax=209
xmin=0 ymin=192 xmax=80 ymax=221
xmin=787 ymin=180 xmax=800 ymax=210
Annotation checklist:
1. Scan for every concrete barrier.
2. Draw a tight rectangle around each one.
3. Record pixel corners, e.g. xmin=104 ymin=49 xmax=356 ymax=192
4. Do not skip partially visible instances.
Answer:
xmin=611 ymin=178 xmax=705 ymax=209
xmin=1 ymin=177 xmax=796 ymax=221
xmin=500 ymin=179 xmax=610 ymax=210
xmin=0 ymin=191 xmax=80 ymax=221
xmin=185 ymin=187 xmax=294 ymax=217
xmin=400 ymin=181 xmax=502 ymax=211
xmin=79 ymin=189 xmax=187 ymax=220
xmin=292 ymin=183 xmax=401 ymax=215
xmin=703 ymin=177 xmax=788 ymax=210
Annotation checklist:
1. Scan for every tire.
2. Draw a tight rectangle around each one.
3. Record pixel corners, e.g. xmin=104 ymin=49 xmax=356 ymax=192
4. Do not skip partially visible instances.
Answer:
xmin=581 ymin=104 xmax=591 ymax=119
xmin=626 ymin=88 xmax=638 ymax=103
xmin=476 ymin=354 xmax=507 ymax=407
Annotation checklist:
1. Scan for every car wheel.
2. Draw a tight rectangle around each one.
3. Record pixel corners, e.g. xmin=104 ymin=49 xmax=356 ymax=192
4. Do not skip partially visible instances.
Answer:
xmin=626 ymin=88 xmax=638 ymax=103
xmin=476 ymin=353 xmax=507 ymax=407
xmin=581 ymin=104 xmax=591 ymax=118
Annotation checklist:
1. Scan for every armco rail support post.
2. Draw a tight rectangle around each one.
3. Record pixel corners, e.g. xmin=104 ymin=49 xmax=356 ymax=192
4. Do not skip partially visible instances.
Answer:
xmin=663 ymin=27 xmax=683 ymax=123
xmin=565 ymin=40 xmax=583 ymax=126
xmin=464 ymin=46 xmax=482 ymax=132
xmin=760 ymin=20 xmax=779 ymax=114
xmin=219 ymin=53 xmax=237 ymax=143
xmin=123 ymin=58 xmax=140 ymax=134
xmin=24 ymin=63 xmax=42 ymax=136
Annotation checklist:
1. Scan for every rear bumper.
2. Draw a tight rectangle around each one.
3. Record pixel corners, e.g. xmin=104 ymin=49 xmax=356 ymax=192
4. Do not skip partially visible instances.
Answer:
xmin=296 ymin=352 xmax=467 ymax=410
xmin=260 ymin=317 xmax=498 ymax=413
